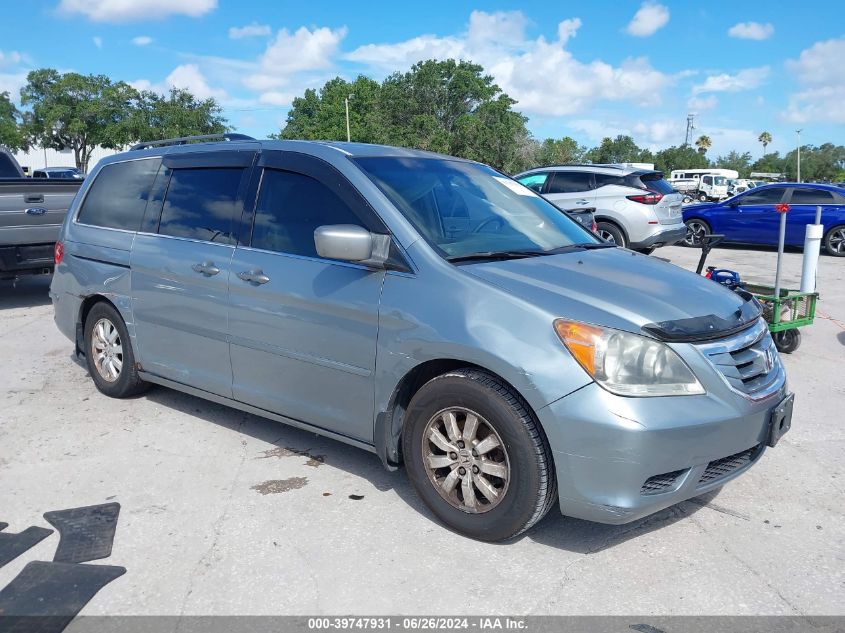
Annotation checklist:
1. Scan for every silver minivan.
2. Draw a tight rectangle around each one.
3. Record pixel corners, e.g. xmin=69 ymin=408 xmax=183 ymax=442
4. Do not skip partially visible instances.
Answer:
xmin=50 ymin=135 xmax=792 ymax=541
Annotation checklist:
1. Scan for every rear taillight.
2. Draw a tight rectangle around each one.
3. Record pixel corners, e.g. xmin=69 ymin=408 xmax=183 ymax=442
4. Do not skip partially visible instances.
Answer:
xmin=626 ymin=191 xmax=664 ymax=205
xmin=591 ymin=221 xmax=598 ymax=232
xmin=54 ymin=241 xmax=64 ymax=265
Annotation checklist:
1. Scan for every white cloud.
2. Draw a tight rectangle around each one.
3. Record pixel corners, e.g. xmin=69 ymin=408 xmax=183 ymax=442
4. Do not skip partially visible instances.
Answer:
xmin=244 ymin=25 xmax=347 ymax=91
xmin=687 ymin=95 xmax=718 ymax=111
xmin=783 ymin=37 xmax=845 ymax=123
xmin=133 ymin=64 xmax=228 ymax=101
xmin=132 ymin=36 xmax=153 ymax=46
xmin=625 ymin=2 xmax=670 ymax=37
xmin=229 ymin=22 xmax=271 ymax=39
xmin=58 ymin=0 xmax=216 ymax=23
xmin=692 ymin=66 xmax=769 ymax=94
xmin=347 ymin=10 xmax=671 ymax=117
xmin=728 ymin=22 xmax=774 ymax=40
xmin=0 ymin=51 xmax=24 ymax=67
xmin=93 ymin=36 xmax=103 ymax=49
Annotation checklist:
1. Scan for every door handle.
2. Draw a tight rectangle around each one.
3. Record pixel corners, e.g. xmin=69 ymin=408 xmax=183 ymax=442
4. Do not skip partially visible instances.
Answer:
xmin=191 ymin=261 xmax=220 ymax=276
xmin=576 ymin=199 xmax=589 ymax=205
xmin=237 ymin=269 xmax=270 ymax=285
xmin=25 ymin=194 xmax=44 ymax=203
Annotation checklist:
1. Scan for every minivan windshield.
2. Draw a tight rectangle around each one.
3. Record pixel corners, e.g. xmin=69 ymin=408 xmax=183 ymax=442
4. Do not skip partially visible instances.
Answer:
xmin=355 ymin=157 xmax=600 ymax=260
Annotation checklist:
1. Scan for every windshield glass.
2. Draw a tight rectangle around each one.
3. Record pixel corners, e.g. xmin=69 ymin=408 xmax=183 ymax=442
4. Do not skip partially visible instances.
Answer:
xmin=354 ymin=157 xmax=598 ymax=259
xmin=714 ymin=176 xmax=727 ymax=185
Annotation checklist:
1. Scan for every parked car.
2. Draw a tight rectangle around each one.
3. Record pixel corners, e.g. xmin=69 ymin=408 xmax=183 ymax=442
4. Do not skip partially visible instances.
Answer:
xmin=0 ymin=146 xmax=83 ymax=279
xmin=683 ymin=183 xmax=845 ymax=256
xmin=669 ymin=169 xmax=736 ymax=202
xmin=32 ymin=166 xmax=85 ymax=180
xmin=563 ymin=207 xmax=597 ymax=233
xmin=52 ymin=135 xmax=791 ymax=541
xmin=514 ymin=164 xmax=686 ymax=251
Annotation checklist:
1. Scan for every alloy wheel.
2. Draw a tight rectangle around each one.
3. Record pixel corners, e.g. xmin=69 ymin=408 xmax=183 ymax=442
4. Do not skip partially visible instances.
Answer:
xmin=421 ymin=407 xmax=510 ymax=514
xmin=597 ymin=229 xmax=616 ymax=244
xmin=91 ymin=318 xmax=123 ymax=383
xmin=829 ymin=228 xmax=845 ymax=254
xmin=684 ymin=221 xmax=707 ymax=247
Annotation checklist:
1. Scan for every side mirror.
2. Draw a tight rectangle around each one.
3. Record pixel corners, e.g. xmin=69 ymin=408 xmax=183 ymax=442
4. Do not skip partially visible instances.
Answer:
xmin=314 ymin=224 xmax=376 ymax=263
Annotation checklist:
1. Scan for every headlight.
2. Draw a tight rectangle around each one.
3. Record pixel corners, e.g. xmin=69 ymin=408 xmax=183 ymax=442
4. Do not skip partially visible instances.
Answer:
xmin=554 ymin=319 xmax=704 ymax=397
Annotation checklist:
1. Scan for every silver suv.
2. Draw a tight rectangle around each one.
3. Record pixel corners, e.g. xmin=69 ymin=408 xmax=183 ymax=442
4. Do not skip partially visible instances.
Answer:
xmin=50 ymin=135 xmax=791 ymax=541
xmin=515 ymin=164 xmax=686 ymax=251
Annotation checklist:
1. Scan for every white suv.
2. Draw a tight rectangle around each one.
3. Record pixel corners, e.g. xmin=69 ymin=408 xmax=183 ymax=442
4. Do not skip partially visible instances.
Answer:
xmin=515 ymin=165 xmax=686 ymax=251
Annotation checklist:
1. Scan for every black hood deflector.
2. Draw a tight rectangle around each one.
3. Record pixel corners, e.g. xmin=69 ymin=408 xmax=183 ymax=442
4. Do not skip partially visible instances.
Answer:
xmin=641 ymin=291 xmax=763 ymax=343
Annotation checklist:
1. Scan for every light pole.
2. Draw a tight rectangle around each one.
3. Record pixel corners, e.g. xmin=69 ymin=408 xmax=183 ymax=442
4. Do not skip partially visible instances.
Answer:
xmin=796 ymin=129 xmax=802 ymax=183
xmin=344 ymin=94 xmax=354 ymax=143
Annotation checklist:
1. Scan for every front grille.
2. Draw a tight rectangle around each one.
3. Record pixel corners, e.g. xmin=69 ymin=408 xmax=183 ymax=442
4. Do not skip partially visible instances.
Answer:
xmin=696 ymin=319 xmax=782 ymax=397
xmin=641 ymin=468 xmax=687 ymax=495
xmin=698 ymin=445 xmax=760 ymax=486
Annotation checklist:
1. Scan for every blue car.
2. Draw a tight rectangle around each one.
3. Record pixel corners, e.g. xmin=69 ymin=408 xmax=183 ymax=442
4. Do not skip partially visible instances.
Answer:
xmin=682 ymin=183 xmax=845 ymax=256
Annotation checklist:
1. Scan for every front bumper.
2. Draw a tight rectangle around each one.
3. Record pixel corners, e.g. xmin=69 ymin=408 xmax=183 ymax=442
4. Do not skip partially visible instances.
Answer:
xmin=630 ymin=224 xmax=687 ymax=249
xmin=537 ymin=381 xmax=787 ymax=524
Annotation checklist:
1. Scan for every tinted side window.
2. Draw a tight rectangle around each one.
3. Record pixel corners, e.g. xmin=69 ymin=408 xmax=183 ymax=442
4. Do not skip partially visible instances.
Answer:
xmin=790 ymin=188 xmax=835 ymax=205
xmin=0 ymin=153 xmax=19 ymax=178
xmin=158 ymin=168 xmax=243 ymax=244
xmin=740 ymin=188 xmax=786 ymax=205
xmin=77 ymin=158 xmax=161 ymax=231
xmin=251 ymin=168 xmax=363 ymax=258
xmin=595 ymin=173 xmax=625 ymax=188
xmin=547 ymin=171 xmax=592 ymax=194
xmin=517 ymin=173 xmax=549 ymax=193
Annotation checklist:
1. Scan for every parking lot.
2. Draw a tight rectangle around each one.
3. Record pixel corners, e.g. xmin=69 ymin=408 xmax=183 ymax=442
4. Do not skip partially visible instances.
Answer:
xmin=1 ymin=245 xmax=843 ymax=616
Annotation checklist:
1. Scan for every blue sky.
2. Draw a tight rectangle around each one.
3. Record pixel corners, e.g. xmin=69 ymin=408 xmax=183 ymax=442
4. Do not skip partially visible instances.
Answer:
xmin=1 ymin=0 xmax=842 ymax=157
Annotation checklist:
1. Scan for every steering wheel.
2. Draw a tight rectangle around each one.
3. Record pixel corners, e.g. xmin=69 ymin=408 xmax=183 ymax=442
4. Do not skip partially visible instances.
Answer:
xmin=473 ymin=216 xmax=505 ymax=234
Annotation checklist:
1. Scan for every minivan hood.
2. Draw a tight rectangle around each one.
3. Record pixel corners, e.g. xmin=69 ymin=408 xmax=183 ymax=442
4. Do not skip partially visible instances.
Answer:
xmin=465 ymin=248 xmax=754 ymax=340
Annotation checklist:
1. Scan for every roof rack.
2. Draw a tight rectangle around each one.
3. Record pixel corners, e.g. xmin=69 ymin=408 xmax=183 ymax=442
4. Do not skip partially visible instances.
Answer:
xmin=130 ymin=133 xmax=256 ymax=151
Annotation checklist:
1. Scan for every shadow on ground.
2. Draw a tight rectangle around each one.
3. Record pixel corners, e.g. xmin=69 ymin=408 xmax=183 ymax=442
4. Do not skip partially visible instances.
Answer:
xmin=0 ymin=275 xmax=52 ymax=310
xmin=139 ymin=382 xmax=711 ymax=554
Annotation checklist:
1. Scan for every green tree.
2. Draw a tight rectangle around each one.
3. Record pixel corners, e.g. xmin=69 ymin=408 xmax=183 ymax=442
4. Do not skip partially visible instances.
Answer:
xmin=758 ymin=131 xmax=772 ymax=155
xmin=714 ymin=150 xmax=753 ymax=177
xmin=694 ymin=135 xmax=712 ymax=155
xmin=534 ymin=137 xmax=586 ymax=166
xmin=750 ymin=152 xmax=786 ymax=178
xmin=584 ymin=135 xmax=642 ymax=164
xmin=0 ymin=92 xmax=28 ymax=151
xmin=652 ymin=145 xmax=709 ymax=174
xmin=21 ymin=69 xmax=138 ymax=171
xmin=130 ymin=88 xmax=227 ymax=142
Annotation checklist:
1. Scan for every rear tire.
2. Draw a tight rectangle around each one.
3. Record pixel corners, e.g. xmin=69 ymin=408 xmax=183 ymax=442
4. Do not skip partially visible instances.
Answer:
xmin=402 ymin=368 xmax=557 ymax=542
xmin=596 ymin=222 xmax=626 ymax=248
xmin=823 ymin=225 xmax=845 ymax=257
xmin=84 ymin=302 xmax=148 ymax=398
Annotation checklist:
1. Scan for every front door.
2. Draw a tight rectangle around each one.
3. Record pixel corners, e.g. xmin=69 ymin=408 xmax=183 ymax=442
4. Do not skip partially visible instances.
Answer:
xmin=228 ymin=153 xmax=388 ymax=442
xmin=727 ymin=186 xmax=787 ymax=244
xmin=131 ymin=160 xmax=252 ymax=398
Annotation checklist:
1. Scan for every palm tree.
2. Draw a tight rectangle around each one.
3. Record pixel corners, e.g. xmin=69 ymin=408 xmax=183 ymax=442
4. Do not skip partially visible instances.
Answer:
xmin=758 ymin=131 xmax=772 ymax=155
xmin=695 ymin=135 xmax=712 ymax=155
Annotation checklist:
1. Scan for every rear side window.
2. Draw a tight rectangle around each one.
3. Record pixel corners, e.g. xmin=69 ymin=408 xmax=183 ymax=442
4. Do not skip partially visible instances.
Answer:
xmin=517 ymin=173 xmax=549 ymax=193
xmin=0 ymin=153 xmax=21 ymax=178
xmin=158 ymin=168 xmax=243 ymax=244
xmin=547 ymin=171 xmax=592 ymax=194
xmin=740 ymin=188 xmax=786 ymax=205
xmin=77 ymin=158 xmax=161 ymax=231
xmin=251 ymin=168 xmax=363 ymax=258
xmin=790 ymin=188 xmax=836 ymax=205
xmin=594 ymin=173 xmax=626 ymax=188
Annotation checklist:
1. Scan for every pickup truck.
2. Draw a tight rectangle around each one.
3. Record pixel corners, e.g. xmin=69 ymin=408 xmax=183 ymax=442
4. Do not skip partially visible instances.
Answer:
xmin=1 ymin=147 xmax=83 ymax=279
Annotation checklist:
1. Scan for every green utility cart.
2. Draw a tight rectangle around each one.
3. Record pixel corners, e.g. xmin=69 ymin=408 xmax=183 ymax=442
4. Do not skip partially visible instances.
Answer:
xmin=744 ymin=284 xmax=818 ymax=354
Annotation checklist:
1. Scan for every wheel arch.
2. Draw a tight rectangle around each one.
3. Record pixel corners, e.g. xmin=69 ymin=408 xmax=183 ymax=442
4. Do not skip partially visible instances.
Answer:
xmin=75 ymin=294 xmax=121 ymax=356
xmin=593 ymin=216 xmax=629 ymax=243
xmin=374 ymin=359 xmax=540 ymax=471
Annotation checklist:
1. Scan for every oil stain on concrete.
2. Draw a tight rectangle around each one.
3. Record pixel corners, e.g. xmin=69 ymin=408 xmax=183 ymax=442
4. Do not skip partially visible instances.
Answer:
xmin=251 ymin=477 xmax=309 ymax=495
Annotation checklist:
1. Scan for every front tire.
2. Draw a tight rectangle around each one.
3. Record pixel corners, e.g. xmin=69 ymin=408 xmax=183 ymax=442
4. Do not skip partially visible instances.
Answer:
xmin=698 ymin=193 xmax=708 ymax=202
xmin=824 ymin=225 xmax=845 ymax=256
xmin=596 ymin=222 xmax=626 ymax=248
xmin=84 ymin=302 xmax=148 ymax=398
xmin=683 ymin=219 xmax=711 ymax=247
xmin=402 ymin=369 xmax=556 ymax=541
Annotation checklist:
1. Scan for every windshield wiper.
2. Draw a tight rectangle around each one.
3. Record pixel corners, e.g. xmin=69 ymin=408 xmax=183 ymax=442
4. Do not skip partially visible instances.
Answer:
xmin=547 ymin=242 xmax=617 ymax=253
xmin=446 ymin=250 xmax=550 ymax=263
